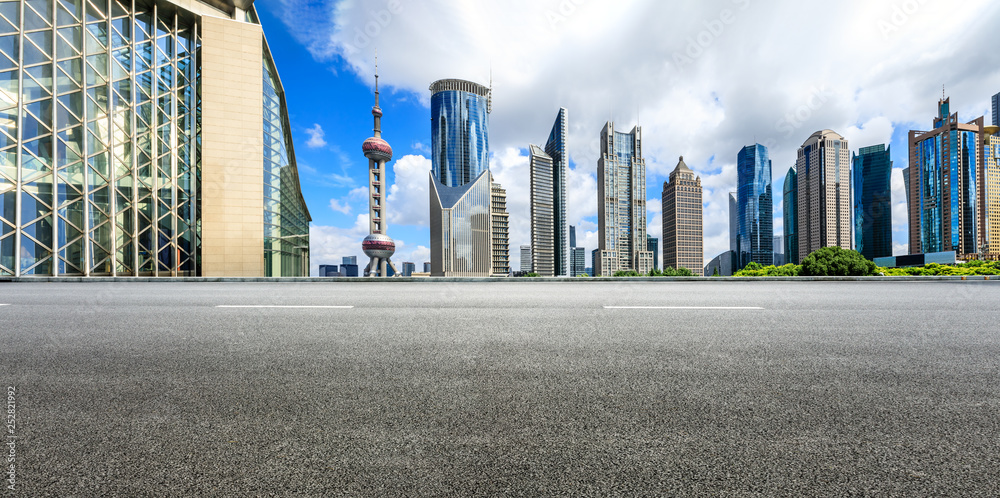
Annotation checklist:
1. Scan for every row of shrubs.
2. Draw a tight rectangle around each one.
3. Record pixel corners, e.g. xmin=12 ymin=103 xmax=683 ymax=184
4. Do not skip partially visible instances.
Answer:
xmin=732 ymin=246 xmax=1000 ymax=277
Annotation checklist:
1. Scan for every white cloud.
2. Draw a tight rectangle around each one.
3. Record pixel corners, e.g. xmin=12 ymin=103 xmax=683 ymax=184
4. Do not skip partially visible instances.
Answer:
xmin=309 ymin=215 xmax=369 ymax=275
xmin=387 ymin=154 xmax=432 ymax=227
xmin=305 ymin=123 xmax=328 ymax=148
xmin=278 ymin=0 xmax=1000 ymax=261
xmin=328 ymin=198 xmax=352 ymax=216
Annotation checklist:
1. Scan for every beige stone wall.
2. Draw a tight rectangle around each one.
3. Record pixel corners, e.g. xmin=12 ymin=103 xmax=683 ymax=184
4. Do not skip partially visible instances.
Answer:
xmin=200 ymin=16 xmax=265 ymax=277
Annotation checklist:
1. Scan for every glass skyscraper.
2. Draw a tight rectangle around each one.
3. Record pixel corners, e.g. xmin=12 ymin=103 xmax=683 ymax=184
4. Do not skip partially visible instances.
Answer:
xmin=736 ymin=144 xmax=773 ymax=269
xmin=905 ymin=97 xmax=984 ymax=256
xmin=852 ymin=144 xmax=892 ymax=260
xmin=428 ymin=79 xmax=506 ymax=277
xmin=544 ymin=108 xmax=567 ymax=276
xmin=430 ymin=79 xmax=489 ymax=188
xmin=993 ymin=92 xmax=999 ymax=127
xmin=0 ymin=0 xmax=309 ymax=277
xmin=782 ymin=167 xmax=798 ymax=265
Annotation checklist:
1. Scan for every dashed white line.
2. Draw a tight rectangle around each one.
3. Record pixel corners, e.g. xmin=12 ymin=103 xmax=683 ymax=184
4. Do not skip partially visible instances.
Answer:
xmin=0 ymin=304 xmax=10 ymax=307
xmin=604 ymin=306 xmax=764 ymax=310
xmin=216 ymin=305 xmax=354 ymax=309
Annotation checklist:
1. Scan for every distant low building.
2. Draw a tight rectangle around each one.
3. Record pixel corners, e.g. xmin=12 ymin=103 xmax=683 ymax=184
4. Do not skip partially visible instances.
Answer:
xmin=705 ymin=251 xmax=735 ymax=277
xmin=401 ymin=262 xmax=416 ymax=277
xmin=319 ymin=265 xmax=341 ymax=277
xmin=875 ymin=252 xmax=957 ymax=268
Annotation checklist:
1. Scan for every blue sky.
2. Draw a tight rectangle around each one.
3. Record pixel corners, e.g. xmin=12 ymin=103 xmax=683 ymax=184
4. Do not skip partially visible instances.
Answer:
xmin=256 ymin=0 xmax=1000 ymax=275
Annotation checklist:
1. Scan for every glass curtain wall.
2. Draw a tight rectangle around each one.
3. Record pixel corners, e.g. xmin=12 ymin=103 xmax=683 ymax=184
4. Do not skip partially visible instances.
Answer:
xmin=262 ymin=47 xmax=309 ymax=277
xmin=0 ymin=0 xmax=198 ymax=276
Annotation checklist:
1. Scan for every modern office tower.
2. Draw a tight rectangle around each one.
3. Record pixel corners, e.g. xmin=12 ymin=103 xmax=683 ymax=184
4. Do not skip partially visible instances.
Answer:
xmin=729 ymin=192 xmax=738 ymax=254
xmin=423 ymin=262 xmax=432 ymax=273
xmin=993 ymin=93 xmax=999 ymax=127
xmin=736 ymin=144 xmax=774 ymax=269
xmin=569 ymin=225 xmax=586 ymax=276
xmin=905 ymin=97 xmax=985 ymax=257
xmin=343 ymin=256 xmax=358 ymax=266
xmin=319 ymin=265 xmax=339 ymax=277
xmin=795 ymin=130 xmax=851 ymax=262
xmin=782 ymin=167 xmax=799 ymax=265
xmin=529 ymin=144 xmax=555 ymax=276
xmin=340 ymin=264 xmax=359 ymax=277
xmin=983 ymin=131 xmax=1000 ymax=256
xmin=520 ymin=245 xmax=532 ymax=273
xmin=491 ymin=181 xmax=510 ymax=276
xmin=591 ymin=248 xmax=600 ymax=276
xmin=547 ymin=108 xmax=569 ymax=275
xmin=401 ymin=262 xmax=415 ymax=277
xmin=661 ymin=157 xmax=703 ymax=275
xmin=596 ymin=122 xmax=653 ymax=275
xmin=362 ymin=62 xmax=398 ymax=278
xmin=853 ymin=144 xmax=893 ymax=260
xmin=647 ymin=235 xmax=659 ymax=271
xmin=0 ymin=0 xmax=311 ymax=277
xmin=773 ymin=236 xmax=785 ymax=266
xmin=428 ymin=79 xmax=504 ymax=276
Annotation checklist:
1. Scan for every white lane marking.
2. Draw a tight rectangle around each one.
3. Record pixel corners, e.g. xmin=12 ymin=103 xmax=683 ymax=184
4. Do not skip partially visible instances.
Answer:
xmin=0 ymin=304 xmax=10 ymax=306
xmin=604 ymin=306 xmax=764 ymax=310
xmin=216 ymin=305 xmax=354 ymax=309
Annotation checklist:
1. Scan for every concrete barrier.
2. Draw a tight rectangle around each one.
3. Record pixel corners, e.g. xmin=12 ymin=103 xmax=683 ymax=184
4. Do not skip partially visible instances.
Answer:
xmin=0 ymin=276 xmax=997 ymax=283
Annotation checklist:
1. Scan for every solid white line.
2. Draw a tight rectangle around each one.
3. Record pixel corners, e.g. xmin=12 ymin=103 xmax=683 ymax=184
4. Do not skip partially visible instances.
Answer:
xmin=604 ymin=306 xmax=764 ymax=310
xmin=216 ymin=305 xmax=354 ymax=309
xmin=0 ymin=304 xmax=10 ymax=306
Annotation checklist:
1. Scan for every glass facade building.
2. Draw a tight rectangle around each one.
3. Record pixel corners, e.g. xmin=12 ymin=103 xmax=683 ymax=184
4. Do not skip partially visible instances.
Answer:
xmin=736 ymin=144 xmax=773 ymax=270
xmin=905 ymin=98 xmax=983 ymax=257
xmin=852 ymin=144 xmax=892 ymax=260
xmin=430 ymin=79 xmax=489 ymax=188
xmin=782 ymin=167 xmax=798 ymax=265
xmin=0 ymin=0 xmax=309 ymax=277
xmin=544 ymin=107 xmax=567 ymax=275
xmin=993 ymin=92 xmax=998 ymax=128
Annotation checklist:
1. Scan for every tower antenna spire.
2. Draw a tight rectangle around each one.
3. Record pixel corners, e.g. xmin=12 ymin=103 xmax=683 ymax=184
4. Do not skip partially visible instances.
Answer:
xmin=374 ymin=49 xmax=380 ymax=108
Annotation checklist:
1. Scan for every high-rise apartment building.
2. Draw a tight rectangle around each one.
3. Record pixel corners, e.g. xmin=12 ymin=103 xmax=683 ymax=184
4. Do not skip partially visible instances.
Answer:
xmin=647 ymin=235 xmax=659 ymax=271
xmin=983 ymin=131 xmax=1000 ymax=256
xmin=529 ymin=145 xmax=555 ymax=276
xmin=596 ymin=122 xmax=653 ymax=276
xmin=661 ymin=157 xmax=703 ymax=275
xmin=428 ymin=79 xmax=507 ymax=276
xmin=736 ymin=144 xmax=773 ymax=269
xmin=796 ymin=130 xmax=851 ymax=262
xmin=0 ymin=0 xmax=311 ymax=277
xmin=491 ymin=181 xmax=510 ymax=276
xmin=853 ymin=144 xmax=893 ymax=260
xmin=783 ymin=167 xmax=799 ymax=265
xmin=904 ymin=97 xmax=985 ymax=257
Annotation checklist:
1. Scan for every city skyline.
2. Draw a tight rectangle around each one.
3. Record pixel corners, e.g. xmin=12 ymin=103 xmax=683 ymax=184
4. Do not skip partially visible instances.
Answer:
xmin=248 ymin=1 xmax=1000 ymax=275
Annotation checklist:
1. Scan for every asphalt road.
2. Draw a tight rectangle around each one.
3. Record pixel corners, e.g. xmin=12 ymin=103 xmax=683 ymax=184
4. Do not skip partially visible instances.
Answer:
xmin=2 ymin=280 xmax=999 ymax=497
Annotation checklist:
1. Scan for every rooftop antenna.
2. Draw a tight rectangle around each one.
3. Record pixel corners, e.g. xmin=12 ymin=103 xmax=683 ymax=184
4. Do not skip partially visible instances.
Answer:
xmin=374 ymin=49 xmax=379 ymax=107
xmin=487 ymin=63 xmax=493 ymax=114
xmin=942 ymin=84 xmax=946 ymax=100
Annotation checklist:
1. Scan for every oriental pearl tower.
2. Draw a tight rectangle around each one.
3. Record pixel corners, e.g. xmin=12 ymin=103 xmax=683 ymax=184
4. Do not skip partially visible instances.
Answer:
xmin=362 ymin=56 xmax=399 ymax=277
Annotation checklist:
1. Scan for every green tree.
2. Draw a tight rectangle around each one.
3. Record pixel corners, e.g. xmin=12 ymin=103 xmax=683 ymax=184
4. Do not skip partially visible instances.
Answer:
xmin=800 ymin=247 xmax=877 ymax=276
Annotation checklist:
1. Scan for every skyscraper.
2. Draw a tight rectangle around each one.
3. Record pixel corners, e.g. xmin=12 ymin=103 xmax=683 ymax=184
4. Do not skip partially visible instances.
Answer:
xmin=520 ymin=245 xmax=532 ymax=273
xmin=0 ymin=0 xmax=312 ymax=278
xmin=729 ymin=192 xmax=738 ymax=255
xmin=361 ymin=60 xmax=399 ymax=278
xmin=982 ymin=132 xmax=1000 ymax=256
xmin=647 ymin=235 xmax=659 ymax=272
xmin=736 ymin=144 xmax=773 ymax=269
xmin=783 ymin=167 xmax=799 ymax=265
xmin=596 ymin=122 xmax=653 ymax=276
xmin=428 ymin=79 xmax=505 ymax=276
xmin=569 ymin=226 xmax=586 ymax=277
xmin=491 ymin=181 xmax=510 ymax=276
xmin=662 ymin=157 xmax=703 ymax=275
xmin=993 ymin=93 xmax=999 ymax=127
xmin=853 ymin=144 xmax=893 ymax=260
xmin=529 ymin=145 xmax=555 ymax=276
xmin=796 ymin=130 xmax=851 ymax=262
xmin=546 ymin=109 xmax=569 ymax=275
xmin=904 ymin=97 xmax=984 ymax=257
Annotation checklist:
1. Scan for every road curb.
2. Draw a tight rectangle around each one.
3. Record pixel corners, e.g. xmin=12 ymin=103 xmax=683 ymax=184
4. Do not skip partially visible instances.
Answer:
xmin=0 ymin=276 xmax=996 ymax=283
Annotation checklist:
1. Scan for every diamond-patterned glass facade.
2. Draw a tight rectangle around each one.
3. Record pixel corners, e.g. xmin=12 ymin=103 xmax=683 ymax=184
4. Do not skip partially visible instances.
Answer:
xmin=0 ymin=0 xmax=198 ymax=276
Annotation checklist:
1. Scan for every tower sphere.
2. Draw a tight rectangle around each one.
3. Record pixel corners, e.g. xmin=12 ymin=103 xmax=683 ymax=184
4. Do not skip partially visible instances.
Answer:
xmin=363 ymin=137 xmax=393 ymax=162
xmin=362 ymin=233 xmax=396 ymax=259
